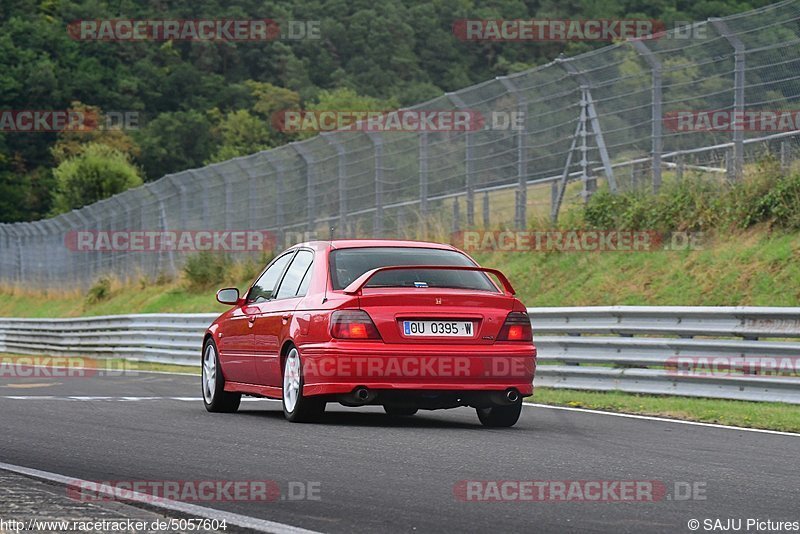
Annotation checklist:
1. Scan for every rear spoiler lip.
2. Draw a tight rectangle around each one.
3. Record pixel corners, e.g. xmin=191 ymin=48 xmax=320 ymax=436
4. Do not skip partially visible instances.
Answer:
xmin=341 ymin=265 xmax=515 ymax=296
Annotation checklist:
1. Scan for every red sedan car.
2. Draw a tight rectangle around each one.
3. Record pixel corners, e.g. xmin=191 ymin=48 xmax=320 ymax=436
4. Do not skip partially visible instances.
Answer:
xmin=202 ymin=240 xmax=536 ymax=426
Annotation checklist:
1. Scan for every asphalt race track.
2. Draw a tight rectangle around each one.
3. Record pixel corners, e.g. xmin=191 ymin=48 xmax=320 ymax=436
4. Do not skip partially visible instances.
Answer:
xmin=1 ymin=370 xmax=798 ymax=533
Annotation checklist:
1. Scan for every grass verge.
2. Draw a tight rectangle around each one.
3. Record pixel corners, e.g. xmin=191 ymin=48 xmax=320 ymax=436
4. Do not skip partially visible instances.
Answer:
xmin=530 ymin=387 xmax=800 ymax=433
xmin=0 ymin=353 xmax=200 ymax=376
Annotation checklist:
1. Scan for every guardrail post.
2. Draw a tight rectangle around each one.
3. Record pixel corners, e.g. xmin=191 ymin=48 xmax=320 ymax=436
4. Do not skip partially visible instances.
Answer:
xmin=498 ymin=75 xmax=529 ymax=229
xmin=711 ymin=18 xmax=745 ymax=182
xmin=446 ymin=93 xmax=475 ymax=227
xmin=630 ymin=39 xmax=663 ymax=194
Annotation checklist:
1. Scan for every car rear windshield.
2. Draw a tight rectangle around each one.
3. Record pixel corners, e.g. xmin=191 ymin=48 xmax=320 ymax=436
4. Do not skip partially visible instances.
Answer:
xmin=329 ymin=247 xmax=498 ymax=292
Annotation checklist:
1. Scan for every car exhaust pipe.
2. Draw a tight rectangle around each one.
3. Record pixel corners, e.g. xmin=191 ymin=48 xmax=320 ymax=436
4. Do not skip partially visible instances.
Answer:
xmin=337 ymin=386 xmax=375 ymax=407
xmin=505 ymin=389 xmax=520 ymax=403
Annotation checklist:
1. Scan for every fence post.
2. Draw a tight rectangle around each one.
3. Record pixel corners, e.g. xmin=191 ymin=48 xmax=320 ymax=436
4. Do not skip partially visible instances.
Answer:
xmin=263 ymin=152 xmax=286 ymax=246
xmin=322 ymin=133 xmax=348 ymax=238
xmin=291 ymin=142 xmax=316 ymax=234
xmin=452 ymin=198 xmax=461 ymax=234
xmin=143 ymin=183 xmax=173 ymax=278
xmin=483 ymin=190 xmax=490 ymax=228
xmin=446 ymin=93 xmax=475 ymax=226
xmin=630 ymin=39 xmax=663 ymax=193
xmin=0 ymin=224 xmax=7 ymax=285
xmin=366 ymin=132 xmax=384 ymax=237
xmin=53 ymin=219 xmax=69 ymax=285
xmin=781 ymin=140 xmax=791 ymax=172
xmin=498 ymin=75 xmax=528 ymax=229
xmin=711 ymin=18 xmax=745 ymax=182
xmin=71 ymin=209 xmax=93 ymax=283
xmin=419 ymin=131 xmax=429 ymax=235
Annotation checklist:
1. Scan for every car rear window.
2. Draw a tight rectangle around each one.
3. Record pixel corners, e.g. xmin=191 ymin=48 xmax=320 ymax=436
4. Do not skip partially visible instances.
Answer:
xmin=329 ymin=247 xmax=498 ymax=292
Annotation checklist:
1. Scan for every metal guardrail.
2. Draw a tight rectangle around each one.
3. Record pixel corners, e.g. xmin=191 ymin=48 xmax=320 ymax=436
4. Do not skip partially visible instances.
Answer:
xmin=0 ymin=307 xmax=798 ymax=403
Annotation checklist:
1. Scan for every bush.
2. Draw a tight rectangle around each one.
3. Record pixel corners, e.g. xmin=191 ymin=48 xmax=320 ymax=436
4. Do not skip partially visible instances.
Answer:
xmin=182 ymin=252 xmax=232 ymax=289
xmin=730 ymin=166 xmax=800 ymax=230
xmin=86 ymin=277 xmax=112 ymax=304
xmin=51 ymin=143 xmax=142 ymax=215
xmin=581 ymin=165 xmax=800 ymax=234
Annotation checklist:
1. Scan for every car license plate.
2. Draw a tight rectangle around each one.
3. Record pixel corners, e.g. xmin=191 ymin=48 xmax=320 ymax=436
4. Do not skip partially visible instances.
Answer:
xmin=402 ymin=320 xmax=473 ymax=337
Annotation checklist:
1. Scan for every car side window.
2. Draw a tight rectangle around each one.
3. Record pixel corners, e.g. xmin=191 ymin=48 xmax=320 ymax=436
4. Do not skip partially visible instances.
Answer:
xmin=276 ymin=250 xmax=314 ymax=299
xmin=296 ymin=262 xmax=313 ymax=297
xmin=248 ymin=252 xmax=294 ymax=303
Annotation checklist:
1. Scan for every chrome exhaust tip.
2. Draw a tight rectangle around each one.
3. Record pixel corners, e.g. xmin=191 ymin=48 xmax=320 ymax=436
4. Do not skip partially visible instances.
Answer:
xmin=505 ymin=389 xmax=520 ymax=403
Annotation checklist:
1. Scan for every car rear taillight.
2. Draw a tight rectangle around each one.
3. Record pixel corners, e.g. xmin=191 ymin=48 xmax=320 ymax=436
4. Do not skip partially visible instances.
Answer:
xmin=497 ymin=311 xmax=533 ymax=342
xmin=330 ymin=310 xmax=382 ymax=340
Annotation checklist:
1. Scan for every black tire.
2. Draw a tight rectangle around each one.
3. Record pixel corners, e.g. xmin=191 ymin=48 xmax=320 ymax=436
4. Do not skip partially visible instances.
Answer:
xmin=476 ymin=401 xmax=522 ymax=427
xmin=282 ymin=345 xmax=325 ymax=423
xmin=202 ymin=338 xmax=241 ymax=413
xmin=383 ymin=405 xmax=418 ymax=416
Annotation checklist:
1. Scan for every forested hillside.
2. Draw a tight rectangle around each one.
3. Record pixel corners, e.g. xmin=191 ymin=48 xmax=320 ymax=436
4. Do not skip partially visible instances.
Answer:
xmin=0 ymin=0 xmax=770 ymax=222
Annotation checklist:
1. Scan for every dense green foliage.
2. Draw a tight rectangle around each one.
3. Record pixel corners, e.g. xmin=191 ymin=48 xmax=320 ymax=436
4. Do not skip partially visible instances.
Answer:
xmin=0 ymin=0 xmax=772 ymax=222
xmin=582 ymin=161 xmax=800 ymax=232
xmin=50 ymin=142 xmax=142 ymax=214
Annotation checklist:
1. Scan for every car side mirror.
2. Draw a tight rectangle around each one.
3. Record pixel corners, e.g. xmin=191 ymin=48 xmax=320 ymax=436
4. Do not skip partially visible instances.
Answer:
xmin=216 ymin=288 xmax=240 ymax=305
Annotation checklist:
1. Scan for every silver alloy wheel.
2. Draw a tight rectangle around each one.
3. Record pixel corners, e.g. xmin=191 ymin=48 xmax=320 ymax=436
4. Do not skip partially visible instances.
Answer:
xmin=283 ymin=348 xmax=301 ymax=413
xmin=202 ymin=344 xmax=216 ymax=404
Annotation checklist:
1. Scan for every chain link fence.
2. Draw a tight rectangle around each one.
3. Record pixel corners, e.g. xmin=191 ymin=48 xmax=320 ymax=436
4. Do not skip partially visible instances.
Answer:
xmin=3 ymin=0 xmax=800 ymax=289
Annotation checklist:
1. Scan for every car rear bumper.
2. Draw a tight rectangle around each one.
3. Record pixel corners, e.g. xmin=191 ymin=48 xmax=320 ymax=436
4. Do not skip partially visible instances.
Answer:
xmin=298 ymin=342 xmax=536 ymax=397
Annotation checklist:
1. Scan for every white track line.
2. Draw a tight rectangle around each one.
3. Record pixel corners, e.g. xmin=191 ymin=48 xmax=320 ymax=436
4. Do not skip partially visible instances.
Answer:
xmin=0 ymin=395 xmax=278 ymax=402
xmin=4 ymin=363 xmax=797 ymax=437
xmin=523 ymin=402 xmax=800 ymax=437
xmin=0 ymin=461 xmax=321 ymax=534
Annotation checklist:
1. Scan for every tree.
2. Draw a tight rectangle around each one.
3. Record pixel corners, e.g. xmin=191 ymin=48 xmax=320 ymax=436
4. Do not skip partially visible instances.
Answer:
xmin=207 ymin=109 xmax=274 ymax=163
xmin=50 ymin=143 xmax=143 ymax=215
xmin=134 ymin=110 xmax=214 ymax=180
xmin=50 ymin=102 xmax=141 ymax=164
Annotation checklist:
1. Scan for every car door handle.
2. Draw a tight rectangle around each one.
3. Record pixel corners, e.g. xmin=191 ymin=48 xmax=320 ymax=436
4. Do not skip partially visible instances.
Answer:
xmin=248 ymin=316 xmax=256 ymax=327
xmin=282 ymin=314 xmax=290 ymax=324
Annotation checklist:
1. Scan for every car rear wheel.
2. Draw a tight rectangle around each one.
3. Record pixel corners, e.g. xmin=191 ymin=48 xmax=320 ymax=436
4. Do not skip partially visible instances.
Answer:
xmin=282 ymin=346 xmax=325 ymax=423
xmin=202 ymin=339 xmax=241 ymax=413
xmin=476 ymin=401 xmax=522 ymax=427
xmin=383 ymin=405 xmax=418 ymax=416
